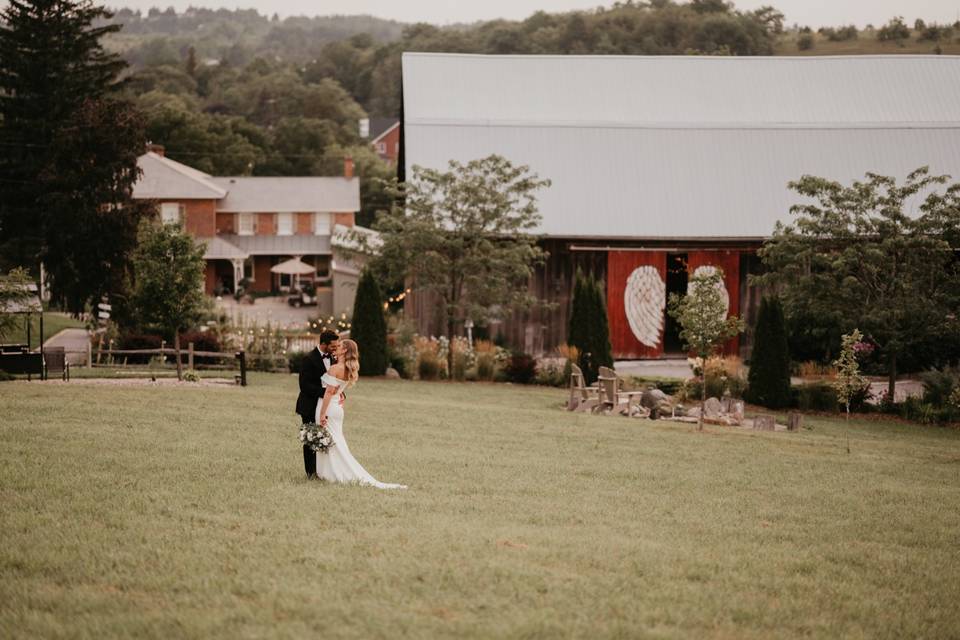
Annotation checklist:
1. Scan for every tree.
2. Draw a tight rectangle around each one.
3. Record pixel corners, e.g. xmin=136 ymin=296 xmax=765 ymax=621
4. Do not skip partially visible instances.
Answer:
xmin=877 ymin=16 xmax=910 ymax=43
xmin=757 ymin=168 xmax=960 ymax=401
xmin=668 ymin=269 xmax=744 ymax=430
xmin=833 ymin=329 xmax=869 ymax=419
xmin=0 ymin=267 xmax=34 ymax=341
xmin=130 ymin=220 xmax=206 ymax=380
xmin=567 ymin=270 xmax=612 ymax=384
xmin=373 ymin=155 xmax=550 ymax=374
xmin=0 ymin=0 xmax=150 ymax=314
xmin=745 ymin=296 xmax=792 ymax=409
xmin=351 ymin=269 xmax=388 ymax=376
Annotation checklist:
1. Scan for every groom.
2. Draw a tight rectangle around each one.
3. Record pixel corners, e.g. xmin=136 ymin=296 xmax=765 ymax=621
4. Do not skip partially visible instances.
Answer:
xmin=296 ymin=329 xmax=340 ymax=479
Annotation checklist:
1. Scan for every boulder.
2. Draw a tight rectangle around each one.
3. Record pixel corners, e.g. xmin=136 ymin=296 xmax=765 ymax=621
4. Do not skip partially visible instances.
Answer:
xmin=385 ymin=367 xmax=401 ymax=380
xmin=703 ymin=397 xmax=723 ymax=418
xmin=753 ymin=414 xmax=776 ymax=431
xmin=641 ymin=388 xmax=673 ymax=420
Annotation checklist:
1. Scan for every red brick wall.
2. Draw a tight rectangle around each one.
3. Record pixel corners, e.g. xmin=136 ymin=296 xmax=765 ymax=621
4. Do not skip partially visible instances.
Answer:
xmin=257 ymin=213 xmax=276 ymax=236
xmin=296 ymin=212 xmax=313 ymax=235
xmin=334 ymin=212 xmax=355 ymax=228
xmin=216 ymin=212 xmax=235 ymax=234
xmin=183 ymin=200 xmax=216 ymax=237
xmin=251 ymin=256 xmax=273 ymax=293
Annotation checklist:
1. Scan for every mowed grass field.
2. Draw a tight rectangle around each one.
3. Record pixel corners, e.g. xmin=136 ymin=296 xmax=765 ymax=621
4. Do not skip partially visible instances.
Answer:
xmin=2 ymin=375 xmax=959 ymax=639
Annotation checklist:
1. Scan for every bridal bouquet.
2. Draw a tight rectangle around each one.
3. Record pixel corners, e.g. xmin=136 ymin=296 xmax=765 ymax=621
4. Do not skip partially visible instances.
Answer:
xmin=299 ymin=422 xmax=335 ymax=454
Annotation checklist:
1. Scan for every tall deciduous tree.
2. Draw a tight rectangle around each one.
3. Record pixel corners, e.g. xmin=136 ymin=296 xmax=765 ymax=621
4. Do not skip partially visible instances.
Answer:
xmin=757 ymin=168 xmax=960 ymax=400
xmin=0 ymin=0 xmax=151 ymax=314
xmin=130 ymin=220 xmax=206 ymax=380
xmin=668 ymin=269 xmax=744 ymax=431
xmin=373 ymin=155 xmax=550 ymax=374
xmin=745 ymin=296 xmax=792 ymax=409
xmin=351 ymin=269 xmax=388 ymax=376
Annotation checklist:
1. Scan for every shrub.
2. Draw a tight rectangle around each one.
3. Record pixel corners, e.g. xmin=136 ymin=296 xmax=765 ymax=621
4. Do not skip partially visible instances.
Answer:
xmin=351 ymin=270 xmax=389 ymax=376
xmin=877 ymin=17 xmax=910 ymax=42
xmin=746 ymin=297 xmax=792 ymax=409
xmin=117 ymin=332 xmax=163 ymax=364
xmin=415 ymin=338 xmax=441 ymax=380
xmin=250 ymin=354 xmax=287 ymax=372
xmin=0 ymin=369 xmax=14 ymax=382
xmin=795 ymin=382 xmax=839 ymax=412
xmin=920 ymin=366 xmax=959 ymax=407
xmin=182 ymin=369 xmax=201 ymax=383
xmin=797 ymin=33 xmax=814 ymax=50
xmin=287 ymin=351 xmax=309 ymax=374
xmin=179 ymin=329 xmax=223 ymax=365
xmin=504 ymin=353 xmax=537 ymax=384
xmin=534 ymin=359 xmax=566 ymax=387
xmin=475 ymin=340 xmax=497 ymax=381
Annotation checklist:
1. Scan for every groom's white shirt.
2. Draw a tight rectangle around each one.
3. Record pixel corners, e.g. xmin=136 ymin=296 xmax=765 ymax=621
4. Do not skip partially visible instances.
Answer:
xmin=317 ymin=346 xmax=331 ymax=388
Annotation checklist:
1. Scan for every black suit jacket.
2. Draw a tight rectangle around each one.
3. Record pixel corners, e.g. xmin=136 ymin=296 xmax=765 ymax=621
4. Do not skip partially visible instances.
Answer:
xmin=296 ymin=349 xmax=330 ymax=422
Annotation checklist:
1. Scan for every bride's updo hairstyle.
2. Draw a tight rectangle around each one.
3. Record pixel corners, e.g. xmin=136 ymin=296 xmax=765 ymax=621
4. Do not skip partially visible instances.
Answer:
xmin=340 ymin=339 xmax=360 ymax=386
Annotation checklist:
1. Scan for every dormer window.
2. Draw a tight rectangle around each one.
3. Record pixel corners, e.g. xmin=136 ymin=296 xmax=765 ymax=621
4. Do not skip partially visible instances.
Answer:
xmin=237 ymin=212 xmax=255 ymax=235
xmin=277 ymin=212 xmax=293 ymax=236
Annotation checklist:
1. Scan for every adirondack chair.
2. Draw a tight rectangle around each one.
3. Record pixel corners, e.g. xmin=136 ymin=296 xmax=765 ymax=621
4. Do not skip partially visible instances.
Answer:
xmin=597 ymin=366 xmax=645 ymax=415
xmin=568 ymin=363 xmax=600 ymax=412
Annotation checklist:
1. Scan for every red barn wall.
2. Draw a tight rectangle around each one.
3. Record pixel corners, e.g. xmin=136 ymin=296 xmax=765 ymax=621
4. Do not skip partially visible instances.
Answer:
xmin=607 ymin=251 xmax=667 ymax=359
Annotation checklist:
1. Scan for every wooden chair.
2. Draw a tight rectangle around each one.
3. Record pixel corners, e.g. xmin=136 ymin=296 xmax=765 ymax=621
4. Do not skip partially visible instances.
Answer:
xmin=568 ymin=363 xmax=600 ymax=412
xmin=597 ymin=366 xmax=645 ymax=415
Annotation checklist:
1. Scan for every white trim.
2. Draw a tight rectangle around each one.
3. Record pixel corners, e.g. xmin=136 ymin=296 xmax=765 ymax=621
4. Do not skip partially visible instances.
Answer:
xmin=237 ymin=212 xmax=255 ymax=236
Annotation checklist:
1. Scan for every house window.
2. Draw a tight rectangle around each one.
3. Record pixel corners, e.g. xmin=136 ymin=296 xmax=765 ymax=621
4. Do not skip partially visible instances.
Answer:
xmin=277 ymin=212 xmax=293 ymax=236
xmin=377 ymin=142 xmax=386 ymax=153
xmin=314 ymin=212 xmax=331 ymax=235
xmin=237 ymin=212 xmax=255 ymax=236
xmin=160 ymin=202 xmax=185 ymax=225
xmin=243 ymin=258 xmax=255 ymax=282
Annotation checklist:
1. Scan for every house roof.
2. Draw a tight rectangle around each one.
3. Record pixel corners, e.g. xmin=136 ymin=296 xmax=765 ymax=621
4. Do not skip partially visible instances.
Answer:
xmin=402 ymin=53 xmax=960 ymax=239
xmin=211 ymin=177 xmax=360 ymax=213
xmin=218 ymin=234 xmax=332 ymax=256
xmin=201 ymin=236 xmax=249 ymax=261
xmin=368 ymin=117 xmax=399 ymax=141
xmin=133 ymin=152 xmax=227 ymax=200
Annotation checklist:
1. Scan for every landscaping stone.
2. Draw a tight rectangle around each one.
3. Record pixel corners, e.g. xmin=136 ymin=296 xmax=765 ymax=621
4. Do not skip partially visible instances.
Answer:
xmin=704 ymin=397 xmax=722 ymax=418
xmin=753 ymin=414 xmax=776 ymax=431
xmin=787 ymin=413 xmax=803 ymax=431
xmin=385 ymin=367 xmax=401 ymax=380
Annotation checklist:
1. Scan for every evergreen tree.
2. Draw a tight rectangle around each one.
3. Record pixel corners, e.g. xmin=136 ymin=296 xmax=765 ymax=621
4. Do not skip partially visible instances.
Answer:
xmin=589 ymin=276 xmax=614 ymax=373
xmin=567 ymin=270 xmax=613 ymax=384
xmin=351 ymin=269 xmax=388 ymax=376
xmin=0 ymin=0 xmax=151 ymax=313
xmin=745 ymin=296 xmax=792 ymax=409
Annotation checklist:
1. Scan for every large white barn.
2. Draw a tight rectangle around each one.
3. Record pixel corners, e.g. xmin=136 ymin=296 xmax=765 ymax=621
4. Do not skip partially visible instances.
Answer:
xmin=401 ymin=53 xmax=960 ymax=357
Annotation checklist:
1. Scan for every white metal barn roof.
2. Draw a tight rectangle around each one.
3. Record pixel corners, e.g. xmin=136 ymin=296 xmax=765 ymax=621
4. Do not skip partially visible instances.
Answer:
xmin=402 ymin=53 xmax=960 ymax=240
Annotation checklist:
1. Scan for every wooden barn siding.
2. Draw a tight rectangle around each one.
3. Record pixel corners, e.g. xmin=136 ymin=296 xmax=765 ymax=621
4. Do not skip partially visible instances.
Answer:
xmin=404 ymin=241 xmax=769 ymax=359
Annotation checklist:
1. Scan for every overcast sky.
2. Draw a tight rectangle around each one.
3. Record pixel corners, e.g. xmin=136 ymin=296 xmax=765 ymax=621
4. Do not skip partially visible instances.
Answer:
xmin=111 ymin=1 xmax=960 ymax=28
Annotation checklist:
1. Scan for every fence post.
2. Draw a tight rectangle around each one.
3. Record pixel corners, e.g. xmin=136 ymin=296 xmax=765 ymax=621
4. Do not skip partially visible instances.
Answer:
xmin=188 ymin=342 xmax=194 ymax=370
xmin=160 ymin=340 xmax=166 ymax=365
xmin=87 ymin=340 xmax=92 ymax=368
xmin=237 ymin=350 xmax=247 ymax=387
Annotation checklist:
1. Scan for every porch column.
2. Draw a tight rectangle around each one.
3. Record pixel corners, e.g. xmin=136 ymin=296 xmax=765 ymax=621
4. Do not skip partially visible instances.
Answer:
xmin=231 ymin=259 xmax=244 ymax=292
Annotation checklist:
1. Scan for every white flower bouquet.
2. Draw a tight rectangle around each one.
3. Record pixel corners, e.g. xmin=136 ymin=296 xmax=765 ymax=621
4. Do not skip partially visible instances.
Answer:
xmin=299 ymin=422 xmax=335 ymax=454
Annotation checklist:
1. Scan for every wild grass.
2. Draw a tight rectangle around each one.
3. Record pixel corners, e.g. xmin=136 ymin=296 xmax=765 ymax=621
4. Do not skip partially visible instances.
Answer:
xmin=1 ymin=374 xmax=959 ymax=638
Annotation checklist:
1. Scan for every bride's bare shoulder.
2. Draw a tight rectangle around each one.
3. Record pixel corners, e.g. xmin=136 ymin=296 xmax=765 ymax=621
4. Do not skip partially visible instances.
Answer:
xmin=329 ymin=362 xmax=346 ymax=377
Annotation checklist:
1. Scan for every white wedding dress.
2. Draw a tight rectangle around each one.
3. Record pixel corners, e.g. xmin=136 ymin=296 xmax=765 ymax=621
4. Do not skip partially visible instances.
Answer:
xmin=315 ymin=373 xmax=406 ymax=490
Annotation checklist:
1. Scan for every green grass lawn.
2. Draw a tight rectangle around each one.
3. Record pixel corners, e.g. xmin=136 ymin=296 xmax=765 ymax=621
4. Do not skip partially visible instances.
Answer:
xmin=2 ymin=375 xmax=959 ymax=639
xmin=3 ymin=312 xmax=85 ymax=348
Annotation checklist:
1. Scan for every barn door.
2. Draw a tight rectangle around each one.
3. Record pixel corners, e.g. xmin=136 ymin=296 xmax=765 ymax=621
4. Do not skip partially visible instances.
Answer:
xmin=686 ymin=250 xmax=741 ymax=356
xmin=607 ymin=251 xmax=667 ymax=359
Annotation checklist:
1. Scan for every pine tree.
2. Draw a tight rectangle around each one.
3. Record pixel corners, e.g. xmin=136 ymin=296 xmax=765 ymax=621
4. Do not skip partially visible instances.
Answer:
xmin=590 ymin=276 xmax=614 ymax=373
xmin=351 ymin=269 xmax=388 ymax=376
xmin=745 ymin=296 xmax=793 ymax=408
xmin=0 ymin=0 xmax=150 ymax=313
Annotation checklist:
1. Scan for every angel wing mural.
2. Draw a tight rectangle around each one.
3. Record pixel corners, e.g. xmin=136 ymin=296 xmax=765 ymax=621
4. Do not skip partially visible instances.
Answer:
xmin=689 ymin=265 xmax=730 ymax=316
xmin=624 ymin=266 xmax=666 ymax=348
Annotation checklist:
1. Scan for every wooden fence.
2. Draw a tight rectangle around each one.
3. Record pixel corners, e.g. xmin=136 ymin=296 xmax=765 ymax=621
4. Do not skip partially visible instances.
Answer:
xmin=94 ymin=341 xmax=247 ymax=385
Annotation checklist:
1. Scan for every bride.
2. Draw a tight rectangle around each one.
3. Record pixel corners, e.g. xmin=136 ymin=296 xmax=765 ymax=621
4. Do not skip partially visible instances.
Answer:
xmin=315 ymin=339 xmax=406 ymax=490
